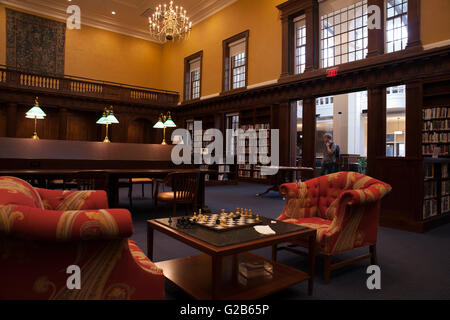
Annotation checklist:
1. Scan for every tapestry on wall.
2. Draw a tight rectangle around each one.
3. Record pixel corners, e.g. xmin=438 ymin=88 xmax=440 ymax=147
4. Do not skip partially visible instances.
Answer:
xmin=6 ymin=8 xmax=66 ymax=75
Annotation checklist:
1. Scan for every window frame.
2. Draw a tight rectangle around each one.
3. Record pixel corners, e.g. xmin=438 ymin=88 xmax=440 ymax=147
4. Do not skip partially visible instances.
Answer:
xmin=183 ymin=51 xmax=203 ymax=102
xmin=222 ymin=30 xmax=249 ymax=93
xmin=294 ymin=15 xmax=307 ymax=74
xmin=384 ymin=0 xmax=408 ymax=54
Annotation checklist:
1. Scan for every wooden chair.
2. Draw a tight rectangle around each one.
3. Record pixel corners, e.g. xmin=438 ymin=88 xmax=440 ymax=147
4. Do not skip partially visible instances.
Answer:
xmin=129 ymin=178 xmax=154 ymax=206
xmin=153 ymin=172 xmax=199 ymax=221
xmin=71 ymin=171 xmax=109 ymax=191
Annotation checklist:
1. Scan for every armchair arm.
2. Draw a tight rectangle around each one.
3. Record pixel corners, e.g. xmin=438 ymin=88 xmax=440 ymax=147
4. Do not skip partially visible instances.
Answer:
xmin=36 ymin=188 xmax=109 ymax=210
xmin=278 ymin=181 xmax=316 ymax=220
xmin=321 ymin=182 xmax=392 ymax=254
xmin=0 ymin=205 xmax=133 ymax=242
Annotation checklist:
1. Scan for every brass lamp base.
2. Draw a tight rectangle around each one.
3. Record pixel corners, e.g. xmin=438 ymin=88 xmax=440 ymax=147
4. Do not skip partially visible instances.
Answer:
xmin=161 ymin=139 xmax=167 ymax=145
xmin=32 ymin=133 xmax=39 ymax=140
xmin=103 ymin=136 xmax=111 ymax=143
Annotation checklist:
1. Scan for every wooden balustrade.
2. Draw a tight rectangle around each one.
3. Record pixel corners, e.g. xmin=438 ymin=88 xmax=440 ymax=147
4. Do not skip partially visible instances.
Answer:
xmin=0 ymin=66 xmax=179 ymax=106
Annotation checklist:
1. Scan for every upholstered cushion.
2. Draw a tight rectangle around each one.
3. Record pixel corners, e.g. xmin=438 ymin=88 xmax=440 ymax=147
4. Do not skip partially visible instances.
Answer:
xmin=37 ymin=189 xmax=109 ymax=211
xmin=0 ymin=176 xmax=43 ymax=209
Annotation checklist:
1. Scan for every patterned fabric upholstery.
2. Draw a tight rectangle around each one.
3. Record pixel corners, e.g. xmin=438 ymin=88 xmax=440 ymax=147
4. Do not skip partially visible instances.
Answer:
xmin=0 ymin=176 xmax=164 ymax=300
xmin=278 ymin=172 xmax=392 ymax=254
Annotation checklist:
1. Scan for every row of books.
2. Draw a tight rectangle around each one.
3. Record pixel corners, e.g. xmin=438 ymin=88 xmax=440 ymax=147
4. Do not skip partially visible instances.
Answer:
xmin=422 ymin=132 xmax=450 ymax=143
xmin=442 ymin=180 xmax=450 ymax=196
xmin=240 ymin=123 xmax=270 ymax=130
xmin=424 ymin=163 xmax=435 ymax=179
xmin=422 ymin=144 xmax=450 ymax=156
xmin=423 ymin=120 xmax=450 ymax=131
xmin=238 ymin=170 xmax=267 ymax=179
xmin=424 ymin=181 xmax=437 ymax=199
xmin=423 ymin=199 xmax=438 ymax=219
xmin=443 ymin=163 xmax=449 ymax=178
xmin=423 ymin=107 xmax=450 ymax=120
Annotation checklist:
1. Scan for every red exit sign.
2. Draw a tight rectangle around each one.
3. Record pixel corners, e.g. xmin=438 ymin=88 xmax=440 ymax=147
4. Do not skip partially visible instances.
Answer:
xmin=327 ymin=68 xmax=339 ymax=77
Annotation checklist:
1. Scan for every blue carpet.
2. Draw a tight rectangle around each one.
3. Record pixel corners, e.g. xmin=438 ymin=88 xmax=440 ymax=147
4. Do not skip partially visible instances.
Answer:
xmin=123 ymin=183 xmax=450 ymax=300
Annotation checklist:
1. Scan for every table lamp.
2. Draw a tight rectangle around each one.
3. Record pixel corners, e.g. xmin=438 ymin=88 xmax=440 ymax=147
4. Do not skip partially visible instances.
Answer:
xmin=26 ymin=97 xmax=46 ymax=140
xmin=97 ymin=106 xmax=119 ymax=143
xmin=154 ymin=112 xmax=176 ymax=145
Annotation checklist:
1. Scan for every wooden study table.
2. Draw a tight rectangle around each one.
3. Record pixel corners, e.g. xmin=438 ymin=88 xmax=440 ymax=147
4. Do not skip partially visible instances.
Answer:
xmin=255 ymin=166 xmax=314 ymax=197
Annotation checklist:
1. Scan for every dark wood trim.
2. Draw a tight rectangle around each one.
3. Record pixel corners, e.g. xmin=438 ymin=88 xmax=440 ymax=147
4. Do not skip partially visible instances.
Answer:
xmin=6 ymin=102 xmax=17 ymax=138
xmin=183 ymin=50 xmax=203 ymax=102
xmin=221 ymin=30 xmax=250 ymax=94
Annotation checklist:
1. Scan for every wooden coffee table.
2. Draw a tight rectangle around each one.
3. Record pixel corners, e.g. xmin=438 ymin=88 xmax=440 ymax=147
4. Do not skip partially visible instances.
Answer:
xmin=147 ymin=216 xmax=316 ymax=300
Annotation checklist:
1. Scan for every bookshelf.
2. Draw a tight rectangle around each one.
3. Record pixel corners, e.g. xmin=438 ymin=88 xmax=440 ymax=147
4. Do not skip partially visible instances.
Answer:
xmin=422 ymin=105 xmax=450 ymax=221
xmin=237 ymin=106 xmax=272 ymax=184
xmin=187 ymin=117 xmax=238 ymax=186
xmin=423 ymin=158 xmax=450 ymax=219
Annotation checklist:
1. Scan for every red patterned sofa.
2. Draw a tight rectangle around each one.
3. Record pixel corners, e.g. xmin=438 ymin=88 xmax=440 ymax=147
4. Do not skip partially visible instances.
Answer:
xmin=275 ymin=172 xmax=392 ymax=283
xmin=0 ymin=176 xmax=164 ymax=300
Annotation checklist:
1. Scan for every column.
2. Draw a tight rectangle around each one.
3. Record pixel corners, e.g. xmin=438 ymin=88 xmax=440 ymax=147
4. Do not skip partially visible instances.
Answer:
xmin=304 ymin=1 xmax=319 ymax=72
xmin=302 ymin=97 xmax=317 ymax=170
xmin=405 ymin=0 xmax=422 ymax=51
xmin=280 ymin=16 xmax=291 ymax=78
xmin=273 ymin=101 xmax=296 ymax=166
xmin=367 ymin=86 xmax=386 ymax=176
xmin=366 ymin=0 xmax=385 ymax=57
xmin=405 ymin=81 xmax=423 ymax=158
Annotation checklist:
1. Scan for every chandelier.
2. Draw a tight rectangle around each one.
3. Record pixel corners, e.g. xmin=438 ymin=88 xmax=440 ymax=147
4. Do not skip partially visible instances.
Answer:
xmin=149 ymin=1 xmax=192 ymax=42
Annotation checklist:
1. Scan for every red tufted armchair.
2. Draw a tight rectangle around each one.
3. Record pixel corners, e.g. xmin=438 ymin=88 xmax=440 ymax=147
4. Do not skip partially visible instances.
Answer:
xmin=0 ymin=176 xmax=164 ymax=300
xmin=275 ymin=172 xmax=392 ymax=283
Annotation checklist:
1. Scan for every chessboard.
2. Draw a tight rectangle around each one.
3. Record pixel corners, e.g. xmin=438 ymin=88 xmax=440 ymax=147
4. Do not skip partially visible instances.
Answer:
xmin=191 ymin=209 xmax=262 ymax=232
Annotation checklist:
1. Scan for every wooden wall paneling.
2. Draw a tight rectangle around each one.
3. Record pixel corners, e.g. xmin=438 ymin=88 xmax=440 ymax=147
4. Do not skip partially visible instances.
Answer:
xmin=6 ymin=102 xmax=17 ymax=137
xmin=66 ymin=109 xmax=99 ymax=142
xmin=376 ymin=158 xmax=423 ymax=232
xmin=0 ymin=104 xmax=6 ymax=137
xmin=58 ymin=107 xmax=68 ymax=140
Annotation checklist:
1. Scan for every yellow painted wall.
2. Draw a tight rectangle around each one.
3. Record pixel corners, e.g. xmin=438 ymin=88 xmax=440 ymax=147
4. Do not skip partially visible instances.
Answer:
xmin=421 ymin=0 xmax=450 ymax=46
xmin=160 ymin=0 xmax=284 ymax=98
xmin=1 ymin=0 xmax=450 ymax=93
xmin=65 ymin=26 xmax=163 ymax=88
xmin=0 ymin=4 xmax=163 ymax=88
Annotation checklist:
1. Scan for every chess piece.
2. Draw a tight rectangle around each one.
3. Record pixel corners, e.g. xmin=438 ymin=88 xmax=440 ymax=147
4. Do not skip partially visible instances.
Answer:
xmin=221 ymin=209 xmax=225 ymax=215
xmin=220 ymin=218 xmax=227 ymax=227
xmin=256 ymin=214 xmax=260 ymax=221
xmin=244 ymin=209 xmax=248 ymax=216
xmin=249 ymin=209 xmax=253 ymax=216
xmin=199 ymin=209 xmax=202 ymax=216
xmin=229 ymin=212 xmax=234 ymax=218
xmin=193 ymin=212 xmax=197 ymax=218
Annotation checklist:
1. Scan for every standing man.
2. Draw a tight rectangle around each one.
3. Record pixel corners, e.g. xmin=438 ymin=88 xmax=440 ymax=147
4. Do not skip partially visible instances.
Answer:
xmin=321 ymin=133 xmax=337 ymax=175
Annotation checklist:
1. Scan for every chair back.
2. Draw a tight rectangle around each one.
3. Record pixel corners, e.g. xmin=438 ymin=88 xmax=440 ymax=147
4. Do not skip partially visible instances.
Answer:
xmin=168 ymin=172 xmax=199 ymax=203
xmin=71 ymin=171 xmax=109 ymax=191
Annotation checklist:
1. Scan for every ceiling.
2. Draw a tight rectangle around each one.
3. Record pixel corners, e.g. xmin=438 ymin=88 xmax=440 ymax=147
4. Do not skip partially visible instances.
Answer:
xmin=0 ymin=0 xmax=238 ymax=43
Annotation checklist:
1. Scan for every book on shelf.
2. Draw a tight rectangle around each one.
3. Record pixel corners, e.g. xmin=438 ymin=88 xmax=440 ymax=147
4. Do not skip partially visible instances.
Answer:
xmin=424 ymin=181 xmax=437 ymax=199
xmin=441 ymin=196 xmax=450 ymax=214
xmin=238 ymin=261 xmax=273 ymax=279
xmin=423 ymin=199 xmax=438 ymax=219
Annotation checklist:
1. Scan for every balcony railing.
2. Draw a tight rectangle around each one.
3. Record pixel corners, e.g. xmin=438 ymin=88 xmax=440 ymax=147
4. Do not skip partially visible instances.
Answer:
xmin=0 ymin=65 xmax=179 ymax=105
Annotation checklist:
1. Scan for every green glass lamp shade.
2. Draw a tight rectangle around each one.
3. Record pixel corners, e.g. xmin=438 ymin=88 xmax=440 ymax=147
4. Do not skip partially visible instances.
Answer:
xmin=26 ymin=106 xmax=46 ymax=119
xmin=96 ymin=116 xmax=108 ymax=124
xmin=163 ymin=118 xmax=177 ymax=128
xmin=153 ymin=120 xmax=165 ymax=129
xmin=106 ymin=114 xmax=119 ymax=124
